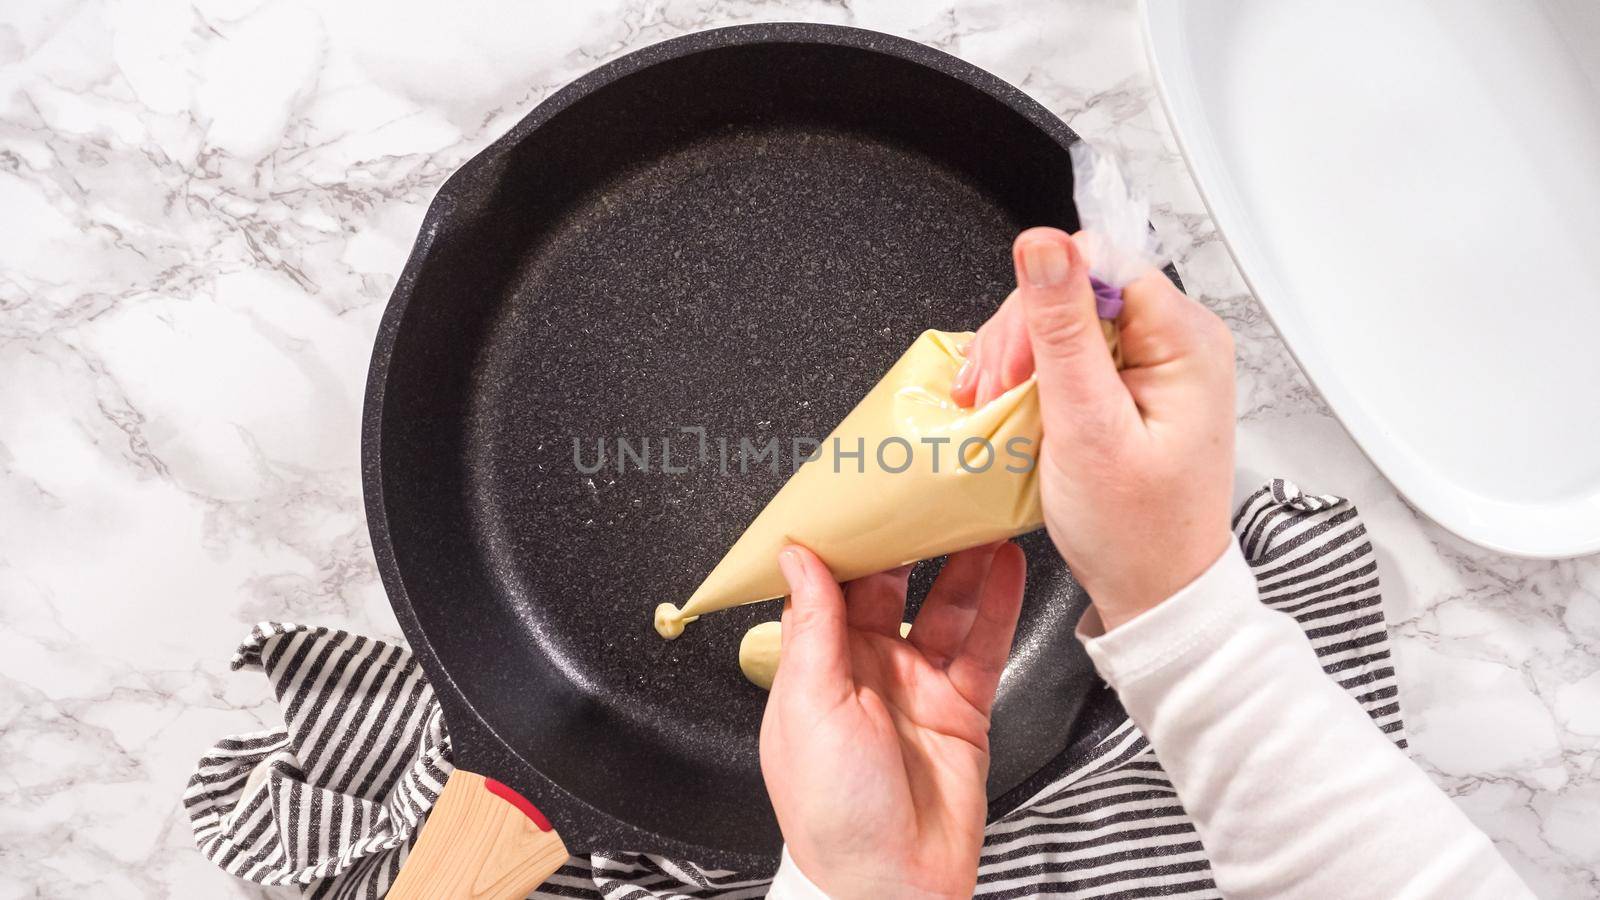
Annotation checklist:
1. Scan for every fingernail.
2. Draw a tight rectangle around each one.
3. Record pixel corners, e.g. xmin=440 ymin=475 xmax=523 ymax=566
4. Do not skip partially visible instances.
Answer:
xmin=778 ymin=548 xmax=806 ymax=591
xmin=1020 ymin=239 xmax=1069 ymax=288
xmin=952 ymin=359 xmax=976 ymax=395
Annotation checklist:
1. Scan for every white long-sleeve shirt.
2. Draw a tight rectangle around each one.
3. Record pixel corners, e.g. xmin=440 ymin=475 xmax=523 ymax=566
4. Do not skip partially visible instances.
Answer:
xmin=770 ymin=543 xmax=1530 ymax=898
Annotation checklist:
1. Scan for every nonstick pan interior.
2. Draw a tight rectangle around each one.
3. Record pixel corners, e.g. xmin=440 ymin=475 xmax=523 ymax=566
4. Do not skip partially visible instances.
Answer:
xmin=366 ymin=24 xmax=1120 ymax=864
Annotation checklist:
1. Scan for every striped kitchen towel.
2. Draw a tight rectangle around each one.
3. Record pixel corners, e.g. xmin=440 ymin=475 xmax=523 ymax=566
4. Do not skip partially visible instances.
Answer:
xmin=188 ymin=478 xmax=1402 ymax=898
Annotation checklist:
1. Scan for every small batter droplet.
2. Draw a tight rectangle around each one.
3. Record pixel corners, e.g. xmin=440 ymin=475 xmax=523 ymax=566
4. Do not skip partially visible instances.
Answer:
xmin=654 ymin=602 xmax=698 ymax=639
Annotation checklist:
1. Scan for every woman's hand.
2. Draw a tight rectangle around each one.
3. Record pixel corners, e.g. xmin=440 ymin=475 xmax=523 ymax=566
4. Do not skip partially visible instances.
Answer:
xmin=760 ymin=541 xmax=1026 ymax=899
xmin=953 ymin=227 xmax=1236 ymax=632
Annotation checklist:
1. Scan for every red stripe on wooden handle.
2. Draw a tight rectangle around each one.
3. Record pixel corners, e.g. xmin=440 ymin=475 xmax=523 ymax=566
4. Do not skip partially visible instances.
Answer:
xmin=483 ymin=777 xmax=553 ymax=832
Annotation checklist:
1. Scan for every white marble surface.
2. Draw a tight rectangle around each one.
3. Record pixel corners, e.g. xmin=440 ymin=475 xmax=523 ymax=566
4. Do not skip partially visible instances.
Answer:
xmin=1 ymin=0 xmax=1595 ymax=896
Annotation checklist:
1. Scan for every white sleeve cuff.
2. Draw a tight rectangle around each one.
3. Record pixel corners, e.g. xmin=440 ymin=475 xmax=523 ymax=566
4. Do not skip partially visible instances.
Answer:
xmin=766 ymin=845 xmax=832 ymax=899
xmin=1075 ymin=541 xmax=1260 ymax=686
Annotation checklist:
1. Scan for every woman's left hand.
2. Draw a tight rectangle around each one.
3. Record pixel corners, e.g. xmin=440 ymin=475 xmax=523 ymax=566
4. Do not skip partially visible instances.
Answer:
xmin=760 ymin=541 xmax=1026 ymax=899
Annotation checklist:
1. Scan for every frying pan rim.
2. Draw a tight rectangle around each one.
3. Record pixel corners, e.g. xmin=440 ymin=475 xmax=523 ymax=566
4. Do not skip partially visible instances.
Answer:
xmin=362 ymin=21 xmax=1111 ymax=867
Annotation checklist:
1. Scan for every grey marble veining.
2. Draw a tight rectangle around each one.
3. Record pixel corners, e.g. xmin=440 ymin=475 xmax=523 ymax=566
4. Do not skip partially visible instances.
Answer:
xmin=0 ymin=1 xmax=1595 ymax=897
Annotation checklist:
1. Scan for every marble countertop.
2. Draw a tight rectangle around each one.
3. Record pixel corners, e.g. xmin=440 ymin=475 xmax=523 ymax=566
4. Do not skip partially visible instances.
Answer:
xmin=1 ymin=0 xmax=1595 ymax=896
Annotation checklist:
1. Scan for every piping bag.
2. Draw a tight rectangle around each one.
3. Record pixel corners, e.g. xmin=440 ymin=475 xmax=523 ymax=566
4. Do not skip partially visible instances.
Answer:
xmin=653 ymin=145 xmax=1169 ymax=639
xmin=1069 ymin=142 xmax=1171 ymax=367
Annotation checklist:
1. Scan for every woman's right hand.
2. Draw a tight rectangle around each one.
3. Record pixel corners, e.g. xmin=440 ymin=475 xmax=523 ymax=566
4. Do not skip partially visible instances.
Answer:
xmin=952 ymin=227 xmax=1237 ymax=632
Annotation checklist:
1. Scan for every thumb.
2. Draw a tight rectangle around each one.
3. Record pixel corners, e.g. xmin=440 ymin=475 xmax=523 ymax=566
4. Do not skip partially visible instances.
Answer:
xmin=1013 ymin=228 xmax=1132 ymax=435
xmin=775 ymin=545 xmax=852 ymax=705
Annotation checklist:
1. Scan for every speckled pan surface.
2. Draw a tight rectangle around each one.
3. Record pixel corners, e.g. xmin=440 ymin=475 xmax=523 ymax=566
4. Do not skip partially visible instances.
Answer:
xmin=363 ymin=22 xmax=1131 ymax=867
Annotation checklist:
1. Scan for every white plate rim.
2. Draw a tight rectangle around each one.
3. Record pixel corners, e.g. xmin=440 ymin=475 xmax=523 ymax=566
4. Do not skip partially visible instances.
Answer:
xmin=1137 ymin=0 xmax=1600 ymax=559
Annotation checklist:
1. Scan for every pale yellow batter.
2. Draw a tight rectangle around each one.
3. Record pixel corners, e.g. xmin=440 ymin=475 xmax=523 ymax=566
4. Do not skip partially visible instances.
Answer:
xmin=739 ymin=621 xmax=912 ymax=689
xmin=653 ymin=603 xmax=697 ymax=639
xmin=656 ymin=330 xmax=1043 ymax=639
xmin=737 ymin=621 xmax=784 ymax=689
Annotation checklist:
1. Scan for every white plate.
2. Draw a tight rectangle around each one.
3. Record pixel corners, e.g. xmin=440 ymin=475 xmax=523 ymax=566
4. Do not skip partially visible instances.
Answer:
xmin=1142 ymin=0 xmax=1600 ymax=558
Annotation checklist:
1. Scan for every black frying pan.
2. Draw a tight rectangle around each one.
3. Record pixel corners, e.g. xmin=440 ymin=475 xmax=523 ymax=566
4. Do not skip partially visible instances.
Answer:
xmin=364 ymin=23 xmax=1132 ymax=895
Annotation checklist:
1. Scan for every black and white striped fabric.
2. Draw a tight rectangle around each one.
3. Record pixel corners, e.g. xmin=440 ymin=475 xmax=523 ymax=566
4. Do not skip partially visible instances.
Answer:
xmin=188 ymin=478 xmax=1403 ymax=898
xmin=186 ymin=622 xmax=452 ymax=897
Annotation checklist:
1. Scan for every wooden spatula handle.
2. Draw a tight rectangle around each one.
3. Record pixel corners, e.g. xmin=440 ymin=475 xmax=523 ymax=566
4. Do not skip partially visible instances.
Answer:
xmin=388 ymin=769 xmax=569 ymax=899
